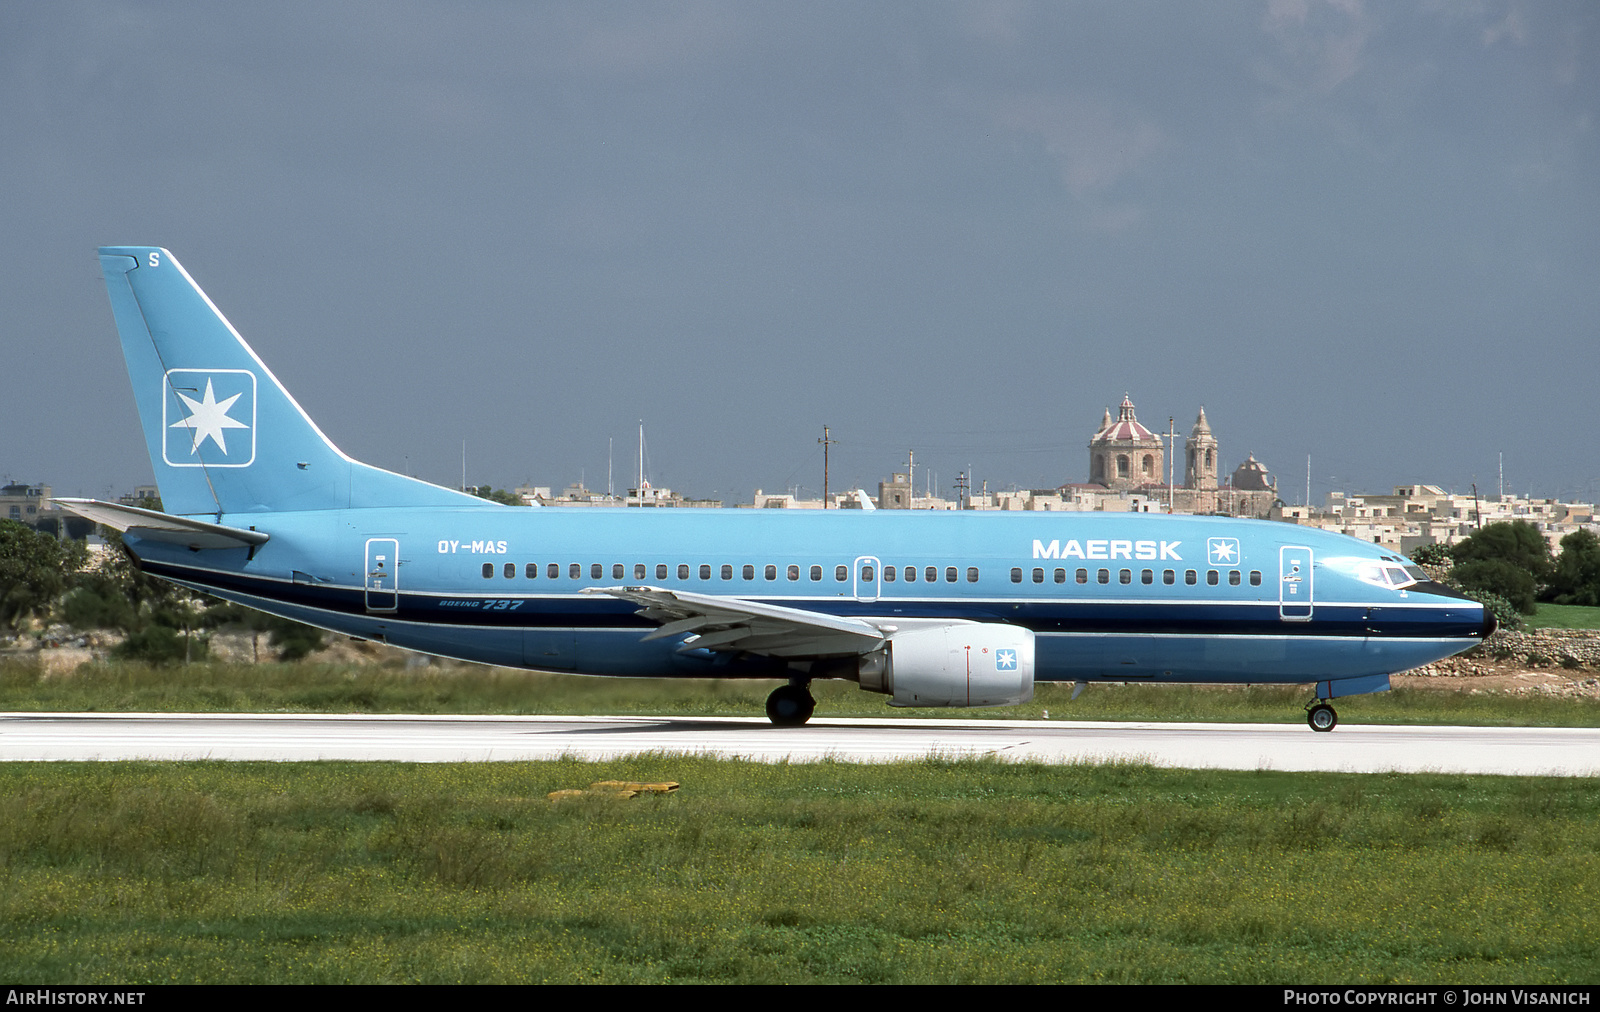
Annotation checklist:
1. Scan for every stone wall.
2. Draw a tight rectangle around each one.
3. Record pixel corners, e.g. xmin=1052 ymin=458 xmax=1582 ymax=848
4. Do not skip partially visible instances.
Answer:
xmin=1412 ymin=628 xmax=1600 ymax=676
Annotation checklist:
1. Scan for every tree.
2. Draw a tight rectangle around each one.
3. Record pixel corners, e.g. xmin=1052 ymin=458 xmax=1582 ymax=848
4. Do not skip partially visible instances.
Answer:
xmin=0 ymin=520 xmax=85 ymax=631
xmin=470 ymin=486 xmax=524 ymax=506
xmin=1409 ymin=543 xmax=1452 ymax=567
xmin=1547 ymin=529 xmax=1600 ymax=607
xmin=1449 ymin=521 xmax=1552 ymax=615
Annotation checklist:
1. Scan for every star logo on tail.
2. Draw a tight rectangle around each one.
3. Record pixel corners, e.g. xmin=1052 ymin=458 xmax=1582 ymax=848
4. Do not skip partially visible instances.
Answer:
xmin=170 ymin=378 xmax=249 ymax=454
xmin=162 ymin=369 xmax=257 ymax=467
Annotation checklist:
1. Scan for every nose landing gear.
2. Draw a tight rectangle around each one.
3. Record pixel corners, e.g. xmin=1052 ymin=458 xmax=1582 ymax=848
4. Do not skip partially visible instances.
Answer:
xmin=1306 ymin=701 xmax=1338 ymax=732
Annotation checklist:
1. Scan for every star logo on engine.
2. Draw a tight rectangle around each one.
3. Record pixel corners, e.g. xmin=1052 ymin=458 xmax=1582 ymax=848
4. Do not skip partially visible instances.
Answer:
xmin=162 ymin=369 xmax=256 ymax=467
xmin=996 ymin=649 xmax=1017 ymax=670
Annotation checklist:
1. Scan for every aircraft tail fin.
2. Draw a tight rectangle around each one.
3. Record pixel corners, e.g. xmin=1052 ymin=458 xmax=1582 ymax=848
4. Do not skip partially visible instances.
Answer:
xmin=98 ymin=247 xmax=481 ymax=516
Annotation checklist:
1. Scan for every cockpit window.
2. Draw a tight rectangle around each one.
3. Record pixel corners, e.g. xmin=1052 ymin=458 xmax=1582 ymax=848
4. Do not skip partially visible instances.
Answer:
xmin=1385 ymin=566 xmax=1417 ymax=589
xmin=1356 ymin=561 xmax=1419 ymax=590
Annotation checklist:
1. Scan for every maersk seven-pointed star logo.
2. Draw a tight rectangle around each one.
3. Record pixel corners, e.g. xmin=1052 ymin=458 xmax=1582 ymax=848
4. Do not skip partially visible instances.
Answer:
xmin=162 ymin=369 xmax=256 ymax=467
xmin=1207 ymin=537 xmax=1241 ymax=567
xmin=996 ymin=649 xmax=1018 ymax=671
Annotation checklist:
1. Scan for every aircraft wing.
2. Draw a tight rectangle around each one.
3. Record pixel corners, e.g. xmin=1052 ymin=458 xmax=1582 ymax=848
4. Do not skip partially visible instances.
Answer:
xmin=55 ymin=498 xmax=270 ymax=551
xmin=582 ymin=586 xmax=885 ymax=658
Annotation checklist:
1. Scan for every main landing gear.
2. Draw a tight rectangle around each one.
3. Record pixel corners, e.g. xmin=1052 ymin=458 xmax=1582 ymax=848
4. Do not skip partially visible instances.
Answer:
xmin=1305 ymin=700 xmax=1338 ymax=733
xmin=766 ymin=680 xmax=816 ymax=727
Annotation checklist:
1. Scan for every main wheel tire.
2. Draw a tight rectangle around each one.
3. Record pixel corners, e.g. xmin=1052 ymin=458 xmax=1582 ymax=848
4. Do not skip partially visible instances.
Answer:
xmin=766 ymin=684 xmax=815 ymax=726
xmin=1307 ymin=703 xmax=1337 ymax=733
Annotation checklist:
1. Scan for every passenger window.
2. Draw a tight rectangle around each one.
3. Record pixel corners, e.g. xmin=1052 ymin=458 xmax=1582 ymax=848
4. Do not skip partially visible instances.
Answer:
xmin=810 ymin=565 xmax=823 ymax=581
xmin=505 ymin=563 xmax=515 ymax=579
xmin=787 ymin=565 xmax=799 ymax=581
xmin=721 ymin=564 xmax=733 ymax=580
xmin=1207 ymin=570 xmax=1219 ymax=586
xmin=1011 ymin=568 xmax=1023 ymax=584
xmin=882 ymin=566 xmax=895 ymax=582
xmin=904 ymin=566 xmax=917 ymax=582
xmin=742 ymin=564 xmax=754 ymax=580
xmin=1250 ymin=570 xmax=1262 ymax=586
xmin=836 ymin=565 xmax=849 ymax=582
xmin=1098 ymin=569 xmax=1110 ymax=584
xmin=945 ymin=567 xmax=957 ymax=583
xmin=634 ymin=563 xmax=646 ymax=580
xmin=677 ymin=564 xmax=689 ymax=580
xmin=1163 ymin=569 xmax=1175 ymax=585
xmin=1076 ymin=568 xmax=1088 ymax=584
xmin=482 ymin=563 xmax=494 ymax=579
xmin=657 ymin=564 xmax=668 ymax=580
xmin=570 ymin=563 xmax=581 ymax=579
xmin=765 ymin=564 xmax=777 ymax=581
xmin=591 ymin=563 xmax=603 ymax=580
xmin=526 ymin=563 xmax=538 ymax=579
xmin=548 ymin=563 xmax=559 ymax=580
xmin=1054 ymin=568 xmax=1066 ymax=584
xmin=861 ymin=565 xmax=874 ymax=582
xmin=1229 ymin=570 xmax=1241 ymax=586
xmin=966 ymin=567 xmax=979 ymax=583
xmin=1185 ymin=570 xmax=1197 ymax=585
xmin=1141 ymin=569 xmax=1153 ymax=585
xmin=612 ymin=563 xmax=624 ymax=579
xmin=922 ymin=567 xmax=935 ymax=583
xmin=699 ymin=564 xmax=711 ymax=580
xmin=1119 ymin=569 xmax=1131 ymax=584
xmin=1032 ymin=568 xmax=1044 ymax=583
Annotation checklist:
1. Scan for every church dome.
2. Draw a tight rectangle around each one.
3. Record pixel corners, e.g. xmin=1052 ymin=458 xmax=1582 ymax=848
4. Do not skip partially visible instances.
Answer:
xmin=1093 ymin=395 xmax=1157 ymax=443
xmin=1230 ymin=454 xmax=1274 ymax=492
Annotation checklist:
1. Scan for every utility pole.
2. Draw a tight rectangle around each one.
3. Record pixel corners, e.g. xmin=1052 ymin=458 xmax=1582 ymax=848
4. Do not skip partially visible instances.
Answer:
xmin=955 ymin=471 xmax=970 ymax=510
xmin=819 ymin=426 xmax=836 ymax=508
xmin=1167 ymin=416 xmax=1175 ymax=514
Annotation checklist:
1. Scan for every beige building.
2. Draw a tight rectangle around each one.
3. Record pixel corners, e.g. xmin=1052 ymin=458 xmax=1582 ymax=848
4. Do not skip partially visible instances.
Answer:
xmin=1069 ymin=397 xmax=1279 ymax=517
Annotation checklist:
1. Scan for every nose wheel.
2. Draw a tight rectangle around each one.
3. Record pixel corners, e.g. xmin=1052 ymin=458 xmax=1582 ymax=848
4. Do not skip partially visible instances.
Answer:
xmin=766 ymin=682 xmax=816 ymax=726
xmin=1306 ymin=702 xmax=1338 ymax=732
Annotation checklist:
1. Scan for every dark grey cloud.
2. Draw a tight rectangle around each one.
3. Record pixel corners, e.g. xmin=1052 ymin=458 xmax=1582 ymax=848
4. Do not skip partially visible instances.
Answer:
xmin=3 ymin=1 xmax=1595 ymax=505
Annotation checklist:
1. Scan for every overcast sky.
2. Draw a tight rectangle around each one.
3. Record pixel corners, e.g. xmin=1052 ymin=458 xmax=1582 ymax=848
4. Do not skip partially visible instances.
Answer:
xmin=3 ymin=1 xmax=1595 ymax=506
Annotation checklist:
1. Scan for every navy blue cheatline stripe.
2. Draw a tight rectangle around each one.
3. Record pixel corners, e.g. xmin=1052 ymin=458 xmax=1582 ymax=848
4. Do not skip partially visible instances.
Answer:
xmin=143 ymin=559 xmax=1485 ymax=641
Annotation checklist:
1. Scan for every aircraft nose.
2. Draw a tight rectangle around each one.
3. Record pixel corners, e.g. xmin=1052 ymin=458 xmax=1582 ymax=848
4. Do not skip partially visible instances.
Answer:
xmin=1480 ymin=605 xmax=1498 ymax=639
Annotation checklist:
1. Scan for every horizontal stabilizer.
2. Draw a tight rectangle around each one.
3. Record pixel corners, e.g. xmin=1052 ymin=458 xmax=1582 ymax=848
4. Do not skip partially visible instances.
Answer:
xmin=55 ymin=498 xmax=270 ymax=551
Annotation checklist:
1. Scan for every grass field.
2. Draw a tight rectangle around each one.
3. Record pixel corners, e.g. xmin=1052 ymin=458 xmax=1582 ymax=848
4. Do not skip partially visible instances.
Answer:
xmin=1527 ymin=604 xmax=1600 ymax=630
xmin=4 ymin=656 xmax=1599 ymax=726
xmin=1 ymin=758 xmax=1596 ymax=984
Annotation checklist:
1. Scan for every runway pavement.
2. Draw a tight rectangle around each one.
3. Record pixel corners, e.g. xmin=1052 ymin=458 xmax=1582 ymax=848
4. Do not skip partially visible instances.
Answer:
xmin=3 ymin=712 xmax=1598 ymax=775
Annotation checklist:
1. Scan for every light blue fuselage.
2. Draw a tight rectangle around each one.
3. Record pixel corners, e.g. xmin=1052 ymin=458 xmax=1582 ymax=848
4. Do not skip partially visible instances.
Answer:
xmin=133 ymin=506 xmax=1487 ymax=698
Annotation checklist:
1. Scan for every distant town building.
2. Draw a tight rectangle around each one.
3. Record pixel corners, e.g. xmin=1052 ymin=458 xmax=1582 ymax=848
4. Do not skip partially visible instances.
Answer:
xmin=514 ymin=481 xmax=721 ymax=508
xmin=1 ymin=482 xmax=95 ymax=540
xmin=2 ymin=482 xmax=50 ymax=524
xmin=1280 ymin=485 xmax=1598 ymax=554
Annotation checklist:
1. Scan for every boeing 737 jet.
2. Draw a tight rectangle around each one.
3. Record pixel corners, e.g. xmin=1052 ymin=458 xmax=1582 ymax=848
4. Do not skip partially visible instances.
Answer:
xmin=61 ymin=247 xmax=1495 ymax=730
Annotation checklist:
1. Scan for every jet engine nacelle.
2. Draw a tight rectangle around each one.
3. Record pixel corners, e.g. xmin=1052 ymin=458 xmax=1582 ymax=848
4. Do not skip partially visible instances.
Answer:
xmin=857 ymin=623 xmax=1035 ymax=708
